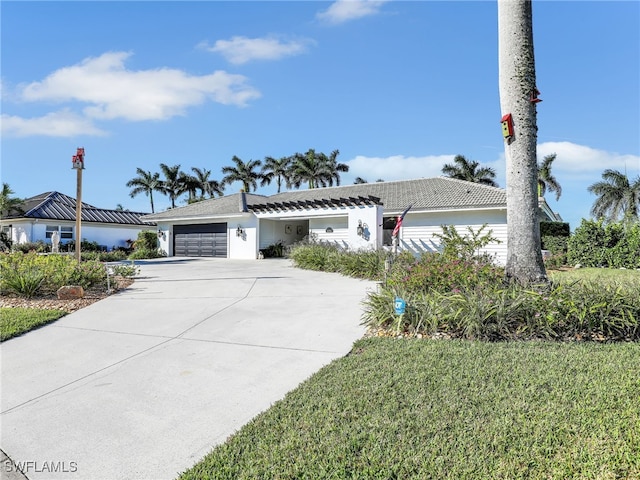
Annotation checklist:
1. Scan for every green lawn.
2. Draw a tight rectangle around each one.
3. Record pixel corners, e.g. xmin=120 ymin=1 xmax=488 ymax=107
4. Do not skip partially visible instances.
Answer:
xmin=549 ymin=267 xmax=640 ymax=284
xmin=0 ymin=307 xmax=66 ymax=342
xmin=179 ymin=338 xmax=640 ymax=479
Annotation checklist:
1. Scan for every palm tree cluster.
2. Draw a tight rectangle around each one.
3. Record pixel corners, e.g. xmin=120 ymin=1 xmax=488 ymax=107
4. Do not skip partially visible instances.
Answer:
xmin=588 ymin=169 xmax=640 ymax=224
xmin=441 ymin=155 xmax=499 ymax=187
xmin=127 ymin=148 xmax=347 ymax=212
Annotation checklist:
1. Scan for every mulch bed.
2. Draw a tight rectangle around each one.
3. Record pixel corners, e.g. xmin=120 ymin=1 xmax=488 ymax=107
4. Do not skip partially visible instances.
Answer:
xmin=0 ymin=278 xmax=134 ymax=313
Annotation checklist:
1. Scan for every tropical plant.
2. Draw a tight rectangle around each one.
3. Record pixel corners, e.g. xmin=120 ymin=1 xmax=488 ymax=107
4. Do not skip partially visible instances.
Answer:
xmin=0 ymin=183 xmax=23 ymax=218
xmin=126 ymin=169 xmax=161 ymax=213
xmin=353 ymin=177 xmax=368 ymax=184
xmin=289 ymin=149 xmax=348 ymax=189
xmin=222 ymin=156 xmax=263 ymax=193
xmin=178 ymin=172 xmax=200 ymax=203
xmin=191 ymin=167 xmax=224 ymax=199
xmin=587 ymin=169 xmax=640 ymax=223
xmin=261 ymin=156 xmax=292 ymax=193
xmin=441 ymin=155 xmax=498 ymax=187
xmin=498 ymin=0 xmax=547 ymax=284
xmin=537 ymin=153 xmax=562 ymax=200
xmin=157 ymin=163 xmax=186 ymax=208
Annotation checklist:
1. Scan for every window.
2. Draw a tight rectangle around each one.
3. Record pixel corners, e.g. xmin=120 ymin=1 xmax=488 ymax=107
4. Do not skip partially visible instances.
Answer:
xmin=46 ymin=225 xmax=74 ymax=239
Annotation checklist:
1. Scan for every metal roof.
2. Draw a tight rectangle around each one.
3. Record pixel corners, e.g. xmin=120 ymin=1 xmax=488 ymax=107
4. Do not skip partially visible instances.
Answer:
xmin=4 ymin=192 xmax=153 ymax=226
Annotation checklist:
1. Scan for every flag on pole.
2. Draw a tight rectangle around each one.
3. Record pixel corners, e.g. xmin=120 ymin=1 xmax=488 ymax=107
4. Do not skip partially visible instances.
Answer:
xmin=392 ymin=204 xmax=412 ymax=237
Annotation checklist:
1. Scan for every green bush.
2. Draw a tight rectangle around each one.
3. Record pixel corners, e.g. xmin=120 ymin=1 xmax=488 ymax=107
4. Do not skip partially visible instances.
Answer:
xmin=362 ymin=278 xmax=640 ymax=342
xmin=568 ymin=219 xmax=640 ymax=268
xmin=0 ymin=252 xmax=107 ymax=296
xmin=386 ymin=252 xmax=504 ymax=295
xmin=288 ymin=243 xmax=388 ymax=280
xmin=81 ymin=250 xmax=129 ymax=262
xmin=135 ymin=230 xmax=158 ymax=251
xmin=128 ymin=247 xmax=164 ymax=260
xmin=13 ymin=241 xmax=49 ymax=253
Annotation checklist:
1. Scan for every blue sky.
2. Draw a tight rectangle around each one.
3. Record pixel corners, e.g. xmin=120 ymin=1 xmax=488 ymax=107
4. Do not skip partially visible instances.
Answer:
xmin=2 ymin=0 xmax=639 ymax=230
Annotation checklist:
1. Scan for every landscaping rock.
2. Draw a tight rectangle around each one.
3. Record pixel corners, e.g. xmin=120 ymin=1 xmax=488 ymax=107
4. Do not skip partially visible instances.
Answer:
xmin=57 ymin=286 xmax=85 ymax=300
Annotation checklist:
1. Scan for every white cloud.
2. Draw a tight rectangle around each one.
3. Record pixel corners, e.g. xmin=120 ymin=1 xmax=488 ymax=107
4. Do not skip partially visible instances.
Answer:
xmin=1 ymin=110 xmax=107 ymax=138
xmin=345 ymin=154 xmax=456 ymax=182
xmin=17 ymin=51 xmax=261 ymax=122
xmin=317 ymin=0 xmax=389 ymax=25
xmin=537 ymin=141 xmax=640 ymax=175
xmin=200 ymin=36 xmax=315 ymax=65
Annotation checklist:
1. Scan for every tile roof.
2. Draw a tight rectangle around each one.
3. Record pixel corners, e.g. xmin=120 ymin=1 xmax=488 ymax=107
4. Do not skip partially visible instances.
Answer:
xmin=268 ymin=177 xmax=506 ymax=213
xmin=142 ymin=192 xmax=269 ymax=221
xmin=142 ymin=178 xmax=506 ymax=221
xmin=4 ymin=192 xmax=153 ymax=226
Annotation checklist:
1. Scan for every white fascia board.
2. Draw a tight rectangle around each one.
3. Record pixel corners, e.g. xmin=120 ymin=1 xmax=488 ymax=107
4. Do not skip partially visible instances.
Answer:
xmin=162 ymin=213 xmax=250 ymax=224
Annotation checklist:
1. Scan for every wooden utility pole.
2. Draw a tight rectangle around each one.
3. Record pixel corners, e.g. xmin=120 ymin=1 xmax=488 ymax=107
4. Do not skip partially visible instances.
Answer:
xmin=72 ymin=148 xmax=85 ymax=262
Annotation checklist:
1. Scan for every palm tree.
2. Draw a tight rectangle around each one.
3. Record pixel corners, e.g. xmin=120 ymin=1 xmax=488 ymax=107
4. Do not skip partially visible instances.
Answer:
xmin=261 ymin=156 xmax=292 ymax=193
xmin=221 ymin=156 xmax=263 ymax=193
xmin=0 ymin=183 xmax=23 ymax=218
xmin=179 ymin=172 xmax=200 ymax=203
xmin=588 ymin=169 xmax=640 ymax=223
xmin=441 ymin=155 xmax=498 ymax=187
xmin=323 ymin=149 xmax=349 ymax=187
xmin=126 ymin=169 xmax=160 ymax=213
xmin=158 ymin=163 xmax=186 ymax=208
xmin=191 ymin=167 xmax=224 ymax=199
xmin=498 ymin=0 xmax=547 ymax=284
xmin=290 ymin=149 xmax=347 ymax=189
xmin=538 ymin=153 xmax=562 ymax=200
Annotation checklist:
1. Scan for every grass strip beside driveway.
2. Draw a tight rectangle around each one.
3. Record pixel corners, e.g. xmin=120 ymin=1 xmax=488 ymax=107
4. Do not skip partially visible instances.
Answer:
xmin=180 ymin=337 xmax=640 ymax=480
xmin=1 ymin=308 xmax=66 ymax=342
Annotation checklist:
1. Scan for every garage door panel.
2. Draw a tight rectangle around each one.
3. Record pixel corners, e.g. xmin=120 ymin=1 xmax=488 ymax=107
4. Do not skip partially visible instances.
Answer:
xmin=173 ymin=223 xmax=227 ymax=257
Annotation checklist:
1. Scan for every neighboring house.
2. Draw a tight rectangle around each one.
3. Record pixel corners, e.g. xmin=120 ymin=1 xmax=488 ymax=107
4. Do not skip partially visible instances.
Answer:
xmin=143 ymin=177 xmax=563 ymax=265
xmin=1 ymin=191 xmax=155 ymax=250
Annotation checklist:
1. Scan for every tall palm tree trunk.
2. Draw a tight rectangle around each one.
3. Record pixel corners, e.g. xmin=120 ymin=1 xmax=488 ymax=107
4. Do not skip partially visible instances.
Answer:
xmin=498 ymin=0 xmax=546 ymax=283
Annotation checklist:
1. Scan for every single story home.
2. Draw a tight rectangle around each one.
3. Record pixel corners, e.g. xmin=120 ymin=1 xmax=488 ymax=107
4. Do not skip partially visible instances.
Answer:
xmin=1 ymin=191 xmax=155 ymax=250
xmin=142 ymin=177 xmax=562 ymax=265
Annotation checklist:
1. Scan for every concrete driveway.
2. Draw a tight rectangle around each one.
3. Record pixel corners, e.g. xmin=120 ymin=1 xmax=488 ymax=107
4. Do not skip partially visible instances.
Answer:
xmin=1 ymin=258 xmax=375 ymax=480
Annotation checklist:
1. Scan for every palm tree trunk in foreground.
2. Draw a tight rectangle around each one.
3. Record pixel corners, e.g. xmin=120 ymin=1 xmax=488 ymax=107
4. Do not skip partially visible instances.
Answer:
xmin=498 ymin=0 xmax=547 ymax=284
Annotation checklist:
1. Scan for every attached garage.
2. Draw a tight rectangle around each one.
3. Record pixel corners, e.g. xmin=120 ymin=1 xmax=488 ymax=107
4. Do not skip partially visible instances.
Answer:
xmin=173 ymin=223 xmax=227 ymax=257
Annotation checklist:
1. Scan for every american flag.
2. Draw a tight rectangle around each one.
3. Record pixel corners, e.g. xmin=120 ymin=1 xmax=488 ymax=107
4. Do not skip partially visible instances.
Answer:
xmin=392 ymin=204 xmax=412 ymax=237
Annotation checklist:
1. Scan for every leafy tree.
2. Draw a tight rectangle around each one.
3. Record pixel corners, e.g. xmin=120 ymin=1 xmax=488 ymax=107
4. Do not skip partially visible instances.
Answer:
xmin=261 ymin=156 xmax=292 ymax=193
xmin=538 ymin=153 xmax=562 ymax=200
xmin=441 ymin=155 xmax=498 ymax=187
xmin=0 ymin=183 xmax=23 ymax=218
xmin=498 ymin=0 xmax=547 ymax=283
xmin=290 ymin=149 xmax=348 ymax=189
xmin=588 ymin=169 xmax=640 ymax=223
xmin=354 ymin=177 xmax=368 ymax=184
xmin=126 ymin=169 xmax=161 ymax=213
xmin=191 ymin=167 xmax=224 ymax=199
xmin=222 ymin=155 xmax=263 ymax=193
xmin=158 ymin=163 xmax=186 ymax=209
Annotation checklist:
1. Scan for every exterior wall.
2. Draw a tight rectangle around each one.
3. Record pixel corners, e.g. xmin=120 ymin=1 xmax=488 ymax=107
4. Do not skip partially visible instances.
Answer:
xmin=259 ymin=219 xmax=308 ymax=250
xmin=229 ymin=215 xmax=259 ymax=259
xmin=4 ymin=219 xmax=151 ymax=250
xmin=310 ymin=216 xmax=348 ymax=248
xmin=397 ymin=209 xmax=508 ymax=264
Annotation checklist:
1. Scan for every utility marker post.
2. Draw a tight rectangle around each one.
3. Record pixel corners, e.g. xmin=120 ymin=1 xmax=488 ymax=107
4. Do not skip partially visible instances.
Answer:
xmin=72 ymin=148 xmax=85 ymax=262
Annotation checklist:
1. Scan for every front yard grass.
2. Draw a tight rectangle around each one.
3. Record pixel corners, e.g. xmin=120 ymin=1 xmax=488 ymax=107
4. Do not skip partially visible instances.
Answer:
xmin=0 ymin=307 xmax=66 ymax=342
xmin=180 ymin=337 xmax=640 ymax=479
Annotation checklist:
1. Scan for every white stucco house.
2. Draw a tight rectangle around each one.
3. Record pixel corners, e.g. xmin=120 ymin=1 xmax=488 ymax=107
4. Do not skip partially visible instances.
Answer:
xmin=1 ymin=191 xmax=155 ymax=250
xmin=142 ymin=177 xmax=562 ymax=265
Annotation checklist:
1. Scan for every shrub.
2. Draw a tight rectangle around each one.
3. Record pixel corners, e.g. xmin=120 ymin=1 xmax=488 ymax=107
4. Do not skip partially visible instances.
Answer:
xmin=13 ymin=241 xmax=49 ymax=253
xmin=362 ymin=279 xmax=640 ymax=342
xmin=0 ymin=252 xmax=108 ymax=296
xmin=432 ymin=223 xmax=501 ymax=261
xmin=128 ymin=247 xmax=165 ymax=260
xmin=386 ymin=252 xmax=504 ymax=295
xmin=262 ymin=241 xmax=285 ymax=258
xmin=134 ymin=230 xmax=159 ymax=251
xmin=568 ymin=219 xmax=640 ymax=268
